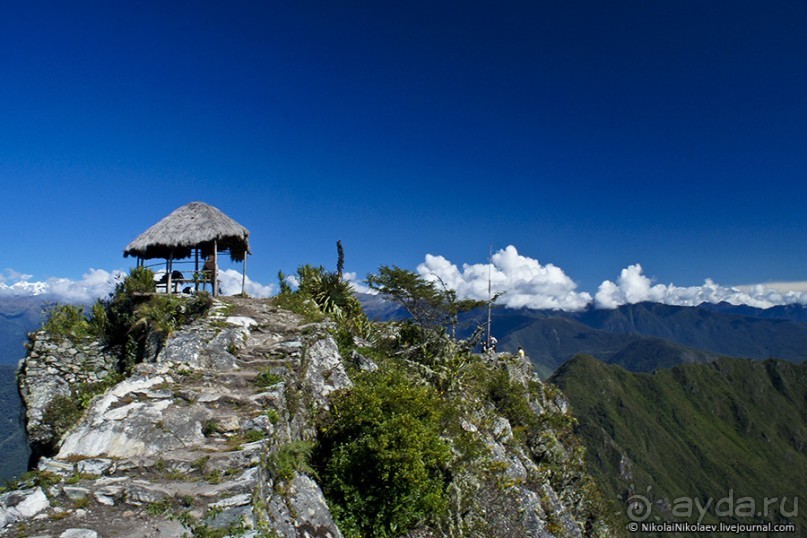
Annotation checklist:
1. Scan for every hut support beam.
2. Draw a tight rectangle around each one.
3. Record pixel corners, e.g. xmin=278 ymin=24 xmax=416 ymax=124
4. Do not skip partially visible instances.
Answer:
xmin=167 ymin=254 xmax=173 ymax=294
xmin=241 ymin=254 xmax=247 ymax=296
xmin=213 ymin=240 xmax=218 ymax=297
xmin=194 ymin=249 xmax=200 ymax=293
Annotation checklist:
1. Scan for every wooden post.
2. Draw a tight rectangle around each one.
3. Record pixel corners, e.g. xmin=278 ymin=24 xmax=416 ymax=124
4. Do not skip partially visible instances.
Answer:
xmin=241 ymin=253 xmax=247 ymax=296
xmin=167 ymin=254 xmax=173 ymax=294
xmin=194 ymin=249 xmax=200 ymax=293
xmin=213 ymin=240 xmax=218 ymax=297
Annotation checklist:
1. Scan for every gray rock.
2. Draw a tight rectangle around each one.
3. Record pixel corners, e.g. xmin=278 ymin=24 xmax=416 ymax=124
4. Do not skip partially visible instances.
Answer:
xmin=94 ymin=491 xmax=120 ymax=506
xmin=286 ymin=474 xmax=343 ymax=538
xmin=12 ymin=298 xmax=603 ymax=538
xmin=76 ymin=458 xmax=115 ymax=476
xmin=0 ymin=487 xmax=50 ymax=528
xmin=57 ymin=375 xmax=206 ymax=459
xmin=207 ymin=505 xmax=254 ymax=530
xmin=535 ymin=484 xmax=583 ymax=538
xmin=492 ymin=417 xmax=513 ymax=443
xmin=303 ymin=337 xmax=352 ymax=409
xmin=59 ymin=530 xmax=99 ymax=538
xmin=62 ymin=487 xmax=90 ymax=501
xmin=124 ymin=481 xmax=173 ymax=505
xmin=225 ymin=316 xmax=257 ymax=328
xmin=216 ymin=415 xmax=241 ymax=432
xmin=210 ymin=493 xmax=252 ymax=509
xmin=37 ymin=457 xmax=74 ymax=476
xmin=241 ymin=414 xmax=275 ymax=436
xmin=349 ymin=350 xmax=378 ymax=372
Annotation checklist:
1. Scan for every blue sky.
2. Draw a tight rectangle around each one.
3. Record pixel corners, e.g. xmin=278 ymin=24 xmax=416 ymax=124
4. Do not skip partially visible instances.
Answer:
xmin=3 ymin=1 xmax=807 ymax=308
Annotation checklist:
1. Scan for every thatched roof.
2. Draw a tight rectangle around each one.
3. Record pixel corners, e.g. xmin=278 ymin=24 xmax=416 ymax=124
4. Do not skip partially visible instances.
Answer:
xmin=124 ymin=202 xmax=250 ymax=262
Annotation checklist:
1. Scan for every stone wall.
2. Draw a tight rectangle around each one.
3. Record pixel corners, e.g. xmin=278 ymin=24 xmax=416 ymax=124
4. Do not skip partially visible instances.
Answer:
xmin=17 ymin=331 xmax=118 ymax=458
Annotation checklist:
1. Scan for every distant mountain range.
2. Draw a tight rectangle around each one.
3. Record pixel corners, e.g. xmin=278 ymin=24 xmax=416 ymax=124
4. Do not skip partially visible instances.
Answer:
xmin=494 ymin=302 xmax=807 ymax=376
xmin=551 ymin=355 xmax=807 ymax=529
xmin=359 ymin=295 xmax=807 ymax=376
xmin=0 ymin=296 xmax=53 ymax=365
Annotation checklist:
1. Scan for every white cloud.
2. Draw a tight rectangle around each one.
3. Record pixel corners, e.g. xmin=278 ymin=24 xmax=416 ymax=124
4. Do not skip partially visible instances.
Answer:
xmin=0 ymin=269 xmax=33 ymax=284
xmin=594 ymin=264 xmax=807 ymax=309
xmin=0 ymin=268 xmax=124 ymax=303
xmin=0 ymin=267 xmax=276 ymax=302
xmin=737 ymin=281 xmax=807 ymax=294
xmin=416 ymin=250 xmax=807 ymax=312
xmin=344 ymin=272 xmax=377 ymax=295
xmin=5 ymin=260 xmax=807 ymax=313
xmin=416 ymin=245 xmax=592 ymax=311
xmin=217 ymin=269 xmax=275 ymax=298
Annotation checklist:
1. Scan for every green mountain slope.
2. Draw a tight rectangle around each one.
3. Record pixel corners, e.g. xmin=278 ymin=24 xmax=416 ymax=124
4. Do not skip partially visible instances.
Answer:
xmin=550 ymin=356 xmax=807 ymax=530
xmin=0 ymin=364 xmax=29 ymax=482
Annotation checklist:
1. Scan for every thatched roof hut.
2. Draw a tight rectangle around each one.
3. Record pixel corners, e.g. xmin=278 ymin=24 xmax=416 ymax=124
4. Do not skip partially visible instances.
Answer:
xmin=124 ymin=202 xmax=251 ymax=296
xmin=124 ymin=201 xmax=250 ymax=262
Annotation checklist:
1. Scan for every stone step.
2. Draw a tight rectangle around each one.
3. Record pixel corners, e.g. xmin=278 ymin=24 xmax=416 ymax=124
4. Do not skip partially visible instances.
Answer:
xmin=235 ymin=357 xmax=290 ymax=366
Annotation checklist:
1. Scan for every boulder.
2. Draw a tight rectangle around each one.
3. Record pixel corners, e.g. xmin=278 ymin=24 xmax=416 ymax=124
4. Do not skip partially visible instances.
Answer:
xmin=0 ymin=487 xmax=49 ymax=528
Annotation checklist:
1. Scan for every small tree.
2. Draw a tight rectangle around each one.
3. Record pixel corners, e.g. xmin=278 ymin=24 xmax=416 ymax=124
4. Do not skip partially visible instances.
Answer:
xmin=366 ymin=266 xmax=484 ymax=341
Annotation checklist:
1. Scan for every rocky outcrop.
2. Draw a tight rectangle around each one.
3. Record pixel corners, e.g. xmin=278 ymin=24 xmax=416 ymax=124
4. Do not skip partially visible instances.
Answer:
xmin=445 ymin=353 xmax=600 ymax=537
xmin=7 ymin=298 xmax=343 ymax=537
xmin=7 ymin=297 xmax=605 ymax=537
xmin=17 ymin=332 xmax=118 ymax=457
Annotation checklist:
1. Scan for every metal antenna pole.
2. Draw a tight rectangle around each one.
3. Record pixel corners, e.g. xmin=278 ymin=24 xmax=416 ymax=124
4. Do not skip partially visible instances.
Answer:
xmin=486 ymin=244 xmax=492 ymax=349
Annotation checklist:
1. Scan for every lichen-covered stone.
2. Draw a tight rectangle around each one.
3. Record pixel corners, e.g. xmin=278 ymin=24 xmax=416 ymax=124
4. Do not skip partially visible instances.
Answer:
xmin=303 ymin=336 xmax=352 ymax=409
xmin=17 ymin=332 xmax=118 ymax=456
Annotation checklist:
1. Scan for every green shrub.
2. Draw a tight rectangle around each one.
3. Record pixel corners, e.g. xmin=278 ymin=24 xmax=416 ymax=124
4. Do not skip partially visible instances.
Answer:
xmin=273 ymin=290 xmax=324 ymax=322
xmin=2 ymin=470 xmax=61 ymax=493
xmin=274 ymin=244 xmax=373 ymax=340
xmin=103 ymin=267 xmax=158 ymax=364
xmin=146 ymin=498 xmax=174 ymax=515
xmin=255 ymin=369 xmax=283 ymax=388
xmin=265 ymin=409 xmax=280 ymax=424
xmin=75 ymin=375 xmax=123 ymax=409
xmin=41 ymin=395 xmax=84 ymax=442
xmin=43 ymin=304 xmax=90 ymax=341
xmin=314 ymin=368 xmax=452 ymax=536
xmin=243 ymin=430 xmax=266 ymax=443
xmin=486 ymin=369 xmax=537 ymax=431
xmin=268 ymin=441 xmax=314 ymax=485
xmin=202 ymin=420 xmax=219 ymax=436
xmin=120 ymin=266 xmax=157 ymax=295
xmin=88 ymin=300 xmax=108 ymax=337
xmin=100 ymin=267 xmax=211 ymax=373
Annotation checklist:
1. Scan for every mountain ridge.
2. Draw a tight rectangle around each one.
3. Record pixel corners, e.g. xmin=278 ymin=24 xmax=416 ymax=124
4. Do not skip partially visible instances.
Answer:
xmin=1 ymin=295 xmax=608 ymax=536
xmin=550 ymin=355 xmax=807 ymax=530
